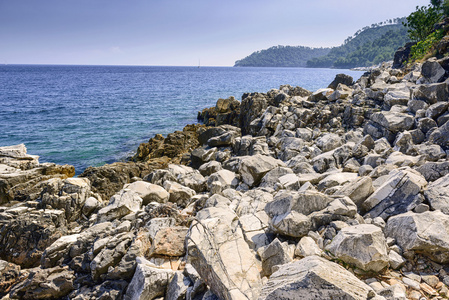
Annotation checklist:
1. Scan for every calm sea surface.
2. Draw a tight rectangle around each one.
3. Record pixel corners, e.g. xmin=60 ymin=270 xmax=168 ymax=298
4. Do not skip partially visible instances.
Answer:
xmin=0 ymin=65 xmax=364 ymax=174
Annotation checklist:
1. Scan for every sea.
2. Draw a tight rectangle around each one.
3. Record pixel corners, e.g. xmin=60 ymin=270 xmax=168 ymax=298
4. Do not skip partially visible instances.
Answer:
xmin=0 ymin=65 xmax=364 ymax=175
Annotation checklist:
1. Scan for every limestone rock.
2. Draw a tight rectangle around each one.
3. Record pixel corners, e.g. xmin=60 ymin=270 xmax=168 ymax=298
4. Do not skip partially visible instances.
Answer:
xmin=150 ymin=226 xmax=188 ymax=257
xmin=424 ymin=173 xmax=449 ymax=214
xmin=186 ymin=206 xmax=262 ymax=300
xmin=362 ymin=168 xmax=427 ymax=219
xmin=295 ymin=236 xmax=323 ymax=257
xmin=97 ymin=189 xmax=143 ymax=222
xmin=258 ymin=238 xmax=294 ymax=276
xmin=206 ymin=169 xmax=239 ymax=194
xmin=0 ymin=260 xmax=20 ymax=297
xmin=41 ymin=233 xmax=80 ymax=268
xmin=237 ymin=154 xmax=285 ymax=187
xmin=163 ymin=181 xmax=196 ymax=207
xmin=337 ymin=176 xmax=374 ymax=208
xmin=385 ymin=211 xmax=449 ymax=263
xmin=123 ymin=181 xmax=169 ymax=205
xmin=124 ymin=257 xmax=176 ymax=300
xmin=364 ymin=110 xmax=414 ymax=143
xmin=326 ymin=224 xmax=389 ymax=272
xmin=258 ymin=256 xmax=374 ymax=300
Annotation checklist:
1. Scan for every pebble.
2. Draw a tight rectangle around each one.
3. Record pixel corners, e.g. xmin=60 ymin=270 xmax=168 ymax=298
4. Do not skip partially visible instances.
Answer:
xmin=421 ymin=275 xmax=439 ymax=288
xmin=402 ymin=277 xmax=421 ymax=290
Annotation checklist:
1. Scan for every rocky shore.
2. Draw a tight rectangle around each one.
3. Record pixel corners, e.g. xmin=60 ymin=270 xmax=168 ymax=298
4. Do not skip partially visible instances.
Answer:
xmin=2 ymin=56 xmax=449 ymax=299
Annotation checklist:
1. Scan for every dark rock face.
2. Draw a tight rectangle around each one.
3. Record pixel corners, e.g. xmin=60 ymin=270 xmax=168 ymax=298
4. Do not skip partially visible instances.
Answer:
xmin=0 ymin=209 xmax=67 ymax=268
xmin=80 ymin=162 xmax=154 ymax=202
xmin=328 ymin=73 xmax=354 ymax=89
xmin=393 ymin=42 xmax=416 ymax=69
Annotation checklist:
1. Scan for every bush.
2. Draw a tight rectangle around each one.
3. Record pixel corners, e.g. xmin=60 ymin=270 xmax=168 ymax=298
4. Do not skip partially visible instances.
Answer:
xmin=409 ymin=29 xmax=445 ymax=60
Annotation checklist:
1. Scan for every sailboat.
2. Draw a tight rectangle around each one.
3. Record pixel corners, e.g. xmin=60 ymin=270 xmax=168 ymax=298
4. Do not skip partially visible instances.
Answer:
xmin=198 ymin=59 xmax=200 ymax=68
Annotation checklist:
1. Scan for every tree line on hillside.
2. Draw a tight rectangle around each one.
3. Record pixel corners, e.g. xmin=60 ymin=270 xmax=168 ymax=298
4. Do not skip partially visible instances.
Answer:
xmin=234 ymin=46 xmax=331 ymax=67
xmin=234 ymin=18 xmax=410 ymax=69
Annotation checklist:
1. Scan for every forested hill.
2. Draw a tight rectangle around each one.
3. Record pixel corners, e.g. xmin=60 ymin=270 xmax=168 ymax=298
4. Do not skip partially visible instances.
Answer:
xmin=307 ymin=22 xmax=409 ymax=68
xmin=234 ymin=18 xmax=409 ymax=68
xmin=234 ymin=46 xmax=331 ymax=67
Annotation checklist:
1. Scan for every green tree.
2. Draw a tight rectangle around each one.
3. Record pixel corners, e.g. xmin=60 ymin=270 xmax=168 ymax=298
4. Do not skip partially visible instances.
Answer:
xmin=403 ymin=4 xmax=443 ymax=41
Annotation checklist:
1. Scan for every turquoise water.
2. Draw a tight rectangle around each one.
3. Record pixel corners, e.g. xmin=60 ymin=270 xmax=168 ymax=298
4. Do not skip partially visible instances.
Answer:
xmin=0 ymin=65 xmax=364 ymax=174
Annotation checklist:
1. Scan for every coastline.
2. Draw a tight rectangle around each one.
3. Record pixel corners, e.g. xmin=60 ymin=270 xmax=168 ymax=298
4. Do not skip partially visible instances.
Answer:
xmin=1 ymin=57 xmax=449 ymax=299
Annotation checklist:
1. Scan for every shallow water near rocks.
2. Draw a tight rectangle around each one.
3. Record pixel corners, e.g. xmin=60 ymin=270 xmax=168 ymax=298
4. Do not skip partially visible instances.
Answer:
xmin=0 ymin=65 xmax=363 ymax=174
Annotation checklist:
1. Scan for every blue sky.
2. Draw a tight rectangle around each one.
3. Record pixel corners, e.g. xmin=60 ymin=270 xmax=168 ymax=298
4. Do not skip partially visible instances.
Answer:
xmin=0 ymin=0 xmax=430 ymax=66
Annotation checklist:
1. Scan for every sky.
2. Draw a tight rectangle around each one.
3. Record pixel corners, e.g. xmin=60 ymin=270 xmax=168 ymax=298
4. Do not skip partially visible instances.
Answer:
xmin=0 ymin=0 xmax=431 ymax=66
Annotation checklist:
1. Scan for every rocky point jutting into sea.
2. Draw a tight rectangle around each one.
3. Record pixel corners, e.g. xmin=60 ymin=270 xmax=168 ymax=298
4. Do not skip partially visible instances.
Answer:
xmin=2 ymin=52 xmax=449 ymax=299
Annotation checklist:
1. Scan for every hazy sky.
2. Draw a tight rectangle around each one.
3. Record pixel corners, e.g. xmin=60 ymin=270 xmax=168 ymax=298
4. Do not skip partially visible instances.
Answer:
xmin=0 ymin=0 xmax=430 ymax=66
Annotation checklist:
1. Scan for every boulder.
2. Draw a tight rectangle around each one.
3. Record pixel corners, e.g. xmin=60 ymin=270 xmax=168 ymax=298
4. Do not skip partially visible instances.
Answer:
xmin=8 ymin=266 xmax=75 ymax=300
xmin=421 ymin=59 xmax=446 ymax=83
xmin=80 ymin=161 xmax=154 ymax=201
xmin=97 ymin=189 xmax=143 ymax=222
xmin=328 ymin=74 xmax=354 ymax=89
xmin=166 ymin=271 xmax=192 ymax=300
xmin=326 ymin=224 xmax=389 ymax=272
xmin=428 ymin=120 xmax=449 ymax=150
xmin=364 ymin=110 xmax=414 ymax=143
xmin=336 ymin=176 xmax=374 ymax=208
xmin=240 ymin=93 xmax=268 ymax=135
xmin=186 ymin=207 xmax=262 ymax=300
xmin=393 ymin=42 xmax=415 ymax=69
xmin=362 ymin=168 xmax=427 ymax=219
xmin=316 ymin=133 xmax=343 ymax=153
xmin=425 ymin=174 xmax=449 ymax=214
xmin=412 ymin=82 xmax=449 ymax=104
xmin=124 ymin=257 xmax=176 ymax=300
xmin=163 ymin=181 xmax=196 ymax=207
xmin=385 ymin=211 xmax=449 ymax=263
xmin=206 ymin=169 xmax=239 ymax=194
xmin=0 ymin=260 xmax=20 ymax=297
xmin=124 ymin=181 xmax=169 ymax=205
xmin=426 ymin=102 xmax=449 ymax=119
xmin=258 ymin=256 xmax=375 ymax=300
xmin=149 ymin=226 xmax=188 ymax=257
xmin=237 ymin=154 xmax=285 ymax=187
xmin=40 ymin=177 xmax=91 ymax=222
xmin=41 ymin=234 xmax=80 ymax=268
xmin=0 ymin=208 xmax=67 ymax=268
xmin=416 ymin=161 xmax=449 ymax=181
xmin=258 ymin=238 xmax=294 ymax=277
xmin=295 ymin=236 xmax=323 ymax=258
xmin=198 ymin=161 xmax=222 ymax=176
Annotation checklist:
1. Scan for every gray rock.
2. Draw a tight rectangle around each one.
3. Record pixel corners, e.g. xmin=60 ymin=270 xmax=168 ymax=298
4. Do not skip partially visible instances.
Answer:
xmin=337 ymin=176 xmax=374 ymax=208
xmin=421 ymin=59 xmax=446 ymax=83
xmin=328 ymin=73 xmax=354 ymax=89
xmin=259 ymin=167 xmax=293 ymax=189
xmin=258 ymin=238 xmax=294 ymax=276
xmin=206 ymin=169 xmax=239 ymax=194
xmin=362 ymin=168 xmax=427 ymax=219
xmin=425 ymin=173 xmax=449 ymax=214
xmin=412 ymin=82 xmax=448 ymax=104
xmin=295 ymin=236 xmax=323 ymax=257
xmin=316 ymin=133 xmax=343 ymax=152
xmin=408 ymin=99 xmax=429 ymax=113
xmin=426 ymin=102 xmax=449 ymax=119
xmin=417 ymin=117 xmax=437 ymax=133
xmin=163 ymin=181 xmax=196 ymax=207
xmin=41 ymin=233 xmax=80 ymax=268
xmin=326 ymin=224 xmax=389 ymax=272
xmin=97 ymin=189 xmax=143 ymax=222
xmin=186 ymin=206 xmax=262 ymax=300
xmin=416 ymin=161 xmax=449 ymax=181
xmin=124 ymin=257 xmax=175 ymax=300
xmin=364 ymin=110 xmax=414 ymax=143
xmin=124 ymin=181 xmax=169 ymax=205
xmin=385 ymin=210 xmax=449 ymax=263
xmin=258 ymin=256 xmax=374 ymax=300
xmin=166 ymin=271 xmax=192 ymax=300
xmin=198 ymin=161 xmax=222 ymax=176
xmin=428 ymin=120 xmax=449 ymax=150
xmin=238 ymin=154 xmax=285 ymax=187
